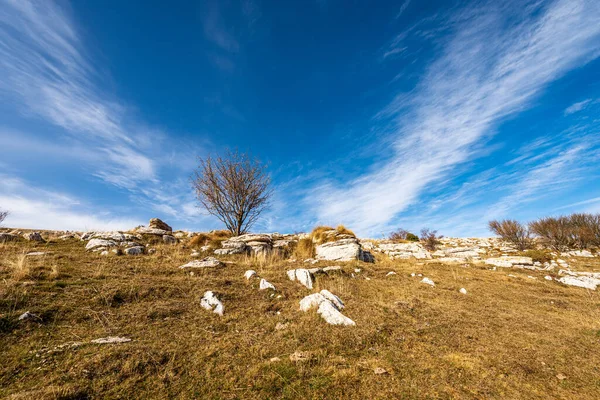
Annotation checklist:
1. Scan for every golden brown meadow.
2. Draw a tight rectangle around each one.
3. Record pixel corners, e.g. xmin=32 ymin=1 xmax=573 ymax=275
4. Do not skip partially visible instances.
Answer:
xmin=1 ymin=231 xmax=600 ymax=399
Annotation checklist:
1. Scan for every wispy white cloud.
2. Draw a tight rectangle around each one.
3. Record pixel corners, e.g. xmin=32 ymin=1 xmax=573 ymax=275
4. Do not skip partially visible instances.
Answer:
xmin=395 ymin=0 xmax=412 ymax=19
xmin=564 ymin=98 xmax=593 ymax=115
xmin=203 ymin=1 xmax=240 ymax=53
xmin=0 ymin=174 xmax=143 ymax=231
xmin=0 ymin=0 xmax=156 ymax=186
xmin=314 ymin=0 xmax=600 ymax=235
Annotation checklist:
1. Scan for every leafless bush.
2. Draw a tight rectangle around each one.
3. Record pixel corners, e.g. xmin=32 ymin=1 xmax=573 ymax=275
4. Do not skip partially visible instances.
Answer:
xmin=0 ymin=209 xmax=8 ymax=226
xmin=420 ymin=228 xmax=443 ymax=251
xmin=488 ymin=219 xmax=531 ymax=250
xmin=529 ymin=213 xmax=600 ymax=250
xmin=191 ymin=150 xmax=273 ymax=236
xmin=389 ymin=228 xmax=419 ymax=242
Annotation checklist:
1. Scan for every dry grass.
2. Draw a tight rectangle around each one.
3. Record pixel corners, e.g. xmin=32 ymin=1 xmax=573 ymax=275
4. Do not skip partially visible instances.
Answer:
xmin=1 ymin=238 xmax=600 ymax=399
xmin=188 ymin=230 xmax=231 ymax=249
xmin=310 ymin=225 xmax=356 ymax=245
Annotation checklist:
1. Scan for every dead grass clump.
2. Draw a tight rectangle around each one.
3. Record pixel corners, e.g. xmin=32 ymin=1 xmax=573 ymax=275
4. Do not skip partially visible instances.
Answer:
xmin=9 ymin=254 xmax=30 ymax=281
xmin=294 ymin=237 xmax=315 ymax=259
xmin=520 ymin=249 xmax=553 ymax=264
xmin=188 ymin=230 xmax=231 ymax=248
xmin=488 ymin=219 xmax=532 ymax=250
xmin=310 ymin=225 xmax=356 ymax=245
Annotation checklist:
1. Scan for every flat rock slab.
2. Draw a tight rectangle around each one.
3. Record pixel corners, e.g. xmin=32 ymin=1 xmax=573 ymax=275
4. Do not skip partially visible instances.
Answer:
xmin=86 ymin=238 xmax=117 ymax=251
xmin=485 ymin=256 xmax=533 ymax=268
xmin=179 ymin=257 xmax=223 ymax=268
xmin=91 ymin=337 xmax=132 ymax=344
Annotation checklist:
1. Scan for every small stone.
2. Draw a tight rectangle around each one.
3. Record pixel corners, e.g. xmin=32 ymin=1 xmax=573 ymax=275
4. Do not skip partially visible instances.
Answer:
xmin=459 ymin=288 xmax=467 ymax=295
xmin=544 ymin=275 xmax=553 ymax=281
xmin=386 ymin=271 xmax=397 ymax=276
xmin=18 ymin=311 xmax=40 ymax=321
xmin=259 ymin=278 xmax=276 ymax=290
xmin=124 ymin=246 xmax=144 ymax=255
xmin=421 ymin=277 xmax=435 ymax=286
xmin=374 ymin=367 xmax=388 ymax=375
xmin=269 ymin=357 xmax=281 ymax=362
xmin=556 ymin=373 xmax=567 ymax=380
xmin=275 ymin=322 xmax=289 ymax=331
xmin=289 ymin=350 xmax=313 ymax=362
xmin=244 ymin=270 xmax=257 ymax=280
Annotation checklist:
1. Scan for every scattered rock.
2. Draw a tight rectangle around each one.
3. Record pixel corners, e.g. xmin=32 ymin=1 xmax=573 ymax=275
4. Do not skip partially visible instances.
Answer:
xmin=562 ymin=250 xmax=594 ymax=258
xmin=25 ymin=252 xmax=47 ymax=256
xmin=556 ymin=373 xmax=567 ymax=380
xmin=269 ymin=357 xmax=281 ymax=362
xmin=259 ymin=278 xmax=276 ymax=290
xmin=386 ymin=271 xmax=397 ymax=276
xmin=421 ymin=277 xmax=435 ymax=286
xmin=459 ymin=288 xmax=467 ymax=295
xmin=18 ymin=311 xmax=40 ymax=321
xmin=544 ymin=275 xmax=553 ymax=281
xmin=86 ymin=238 xmax=117 ymax=251
xmin=91 ymin=337 xmax=132 ymax=344
xmin=200 ymin=291 xmax=224 ymax=315
xmin=299 ymin=290 xmax=355 ymax=326
xmin=244 ymin=270 xmax=257 ymax=280
xmin=0 ymin=233 xmax=18 ymax=242
xmin=275 ymin=322 xmax=289 ymax=331
xmin=374 ymin=367 xmax=388 ymax=375
xmin=289 ymin=350 xmax=313 ymax=362
xmin=287 ymin=268 xmax=313 ymax=289
xmin=124 ymin=246 xmax=145 ymax=255
xmin=162 ymin=235 xmax=177 ymax=244
xmin=179 ymin=257 xmax=223 ymax=269
xmin=23 ymin=232 xmax=43 ymax=242
xmin=149 ymin=218 xmax=172 ymax=232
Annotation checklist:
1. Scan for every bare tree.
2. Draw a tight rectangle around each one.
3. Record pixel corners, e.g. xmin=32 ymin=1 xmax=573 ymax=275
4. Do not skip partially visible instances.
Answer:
xmin=192 ymin=150 xmax=273 ymax=236
xmin=0 ymin=209 xmax=8 ymax=226
xmin=488 ymin=219 xmax=531 ymax=250
xmin=420 ymin=228 xmax=443 ymax=251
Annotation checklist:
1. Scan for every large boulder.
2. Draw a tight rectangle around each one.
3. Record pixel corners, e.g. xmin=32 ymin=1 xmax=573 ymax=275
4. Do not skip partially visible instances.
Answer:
xmin=179 ymin=257 xmax=224 ymax=269
xmin=316 ymin=238 xmax=373 ymax=262
xmin=149 ymin=218 xmax=172 ymax=232
xmin=92 ymin=231 xmax=139 ymax=242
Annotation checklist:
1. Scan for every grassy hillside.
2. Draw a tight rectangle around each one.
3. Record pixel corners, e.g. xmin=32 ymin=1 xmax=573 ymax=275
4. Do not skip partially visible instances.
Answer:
xmin=1 ymin=236 xmax=600 ymax=399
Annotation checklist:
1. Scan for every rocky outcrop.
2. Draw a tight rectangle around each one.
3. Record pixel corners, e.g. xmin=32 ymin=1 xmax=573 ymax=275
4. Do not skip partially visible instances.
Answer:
xmin=557 ymin=270 xmax=600 ymax=290
xmin=23 ymin=232 xmax=43 ymax=242
xmin=485 ymin=256 xmax=533 ymax=268
xmin=124 ymin=246 xmax=145 ymax=255
xmin=162 ymin=235 xmax=177 ymax=244
xmin=149 ymin=218 xmax=172 ymax=232
xmin=86 ymin=239 xmax=117 ymax=251
xmin=377 ymin=242 xmax=431 ymax=260
xmin=214 ymin=233 xmax=298 ymax=256
xmin=315 ymin=238 xmax=374 ymax=262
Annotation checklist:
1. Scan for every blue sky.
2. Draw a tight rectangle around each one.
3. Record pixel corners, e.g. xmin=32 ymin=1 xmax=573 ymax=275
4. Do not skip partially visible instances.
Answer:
xmin=1 ymin=0 xmax=600 ymax=237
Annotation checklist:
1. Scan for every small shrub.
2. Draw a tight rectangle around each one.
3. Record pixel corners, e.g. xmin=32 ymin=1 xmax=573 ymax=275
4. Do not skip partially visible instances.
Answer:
xmin=488 ymin=219 xmax=531 ymax=250
xmin=188 ymin=230 xmax=231 ymax=248
xmin=0 ymin=209 xmax=8 ymax=226
xmin=389 ymin=229 xmax=419 ymax=242
xmin=420 ymin=228 xmax=443 ymax=251
xmin=406 ymin=233 xmax=419 ymax=242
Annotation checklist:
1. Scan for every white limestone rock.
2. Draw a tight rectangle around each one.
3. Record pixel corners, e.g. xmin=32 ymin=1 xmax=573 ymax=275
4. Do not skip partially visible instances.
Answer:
xmin=317 ymin=300 xmax=355 ymax=326
xmin=244 ymin=270 xmax=257 ymax=280
xmin=86 ymin=239 xmax=117 ymax=251
xmin=91 ymin=336 xmax=132 ymax=344
xmin=485 ymin=256 xmax=533 ymax=268
xmin=179 ymin=257 xmax=223 ymax=269
xmin=259 ymin=278 xmax=276 ymax=290
xmin=315 ymin=238 xmax=373 ymax=262
xmin=23 ymin=232 xmax=43 ymax=242
xmin=378 ymin=242 xmax=432 ymax=260
xmin=421 ymin=277 xmax=435 ymax=286
xmin=200 ymin=291 xmax=224 ymax=315
xmin=162 ymin=235 xmax=178 ymax=244
xmin=459 ymin=288 xmax=467 ymax=295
